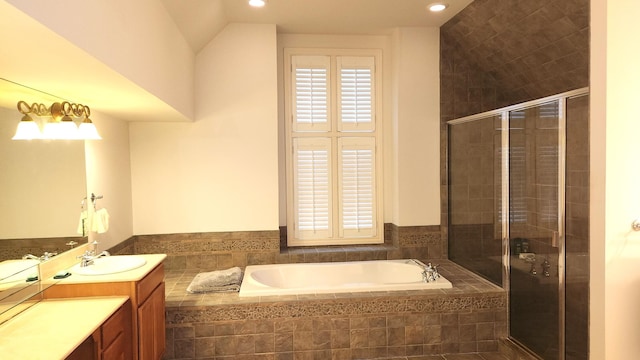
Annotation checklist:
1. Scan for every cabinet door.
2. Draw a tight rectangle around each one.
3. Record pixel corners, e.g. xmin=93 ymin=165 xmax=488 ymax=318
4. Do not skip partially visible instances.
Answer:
xmin=102 ymin=333 xmax=126 ymax=360
xmin=138 ymin=282 xmax=165 ymax=360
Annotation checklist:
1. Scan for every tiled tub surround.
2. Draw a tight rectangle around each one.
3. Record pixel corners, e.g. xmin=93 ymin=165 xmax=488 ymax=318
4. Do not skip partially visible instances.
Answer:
xmin=108 ymin=227 xmax=504 ymax=358
xmin=112 ymin=224 xmax=445 ymax=272
xmin=163 ymin=260 xmax=506 ymax=359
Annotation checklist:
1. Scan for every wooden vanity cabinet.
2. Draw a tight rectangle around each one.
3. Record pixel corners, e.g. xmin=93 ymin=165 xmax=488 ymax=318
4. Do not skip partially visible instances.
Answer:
xmin=66 ymin=299 xmax=132 ymax=360
xmin=101 ymin=298 xmax=133 ymax=359
xmin=138 ymin=282 xmax=165 ymax=360
xmin=45 ymin=263 xmax=166 ymax=360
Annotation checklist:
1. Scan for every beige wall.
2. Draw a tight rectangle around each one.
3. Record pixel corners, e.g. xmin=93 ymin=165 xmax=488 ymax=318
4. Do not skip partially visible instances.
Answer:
xmin=85 ymin=111 xmax=134 ymax=251
xmin=392 ymin=27 xmax=441 ymax=226
xmin=591 ymin=0 xmax=640 ymax=358
xmin=129 ymin=23 xmax=279 ymax=234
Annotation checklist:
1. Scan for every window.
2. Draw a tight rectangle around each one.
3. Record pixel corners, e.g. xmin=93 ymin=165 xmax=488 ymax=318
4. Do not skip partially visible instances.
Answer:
xmin=285 ymin=49 xmax=382 ymax=246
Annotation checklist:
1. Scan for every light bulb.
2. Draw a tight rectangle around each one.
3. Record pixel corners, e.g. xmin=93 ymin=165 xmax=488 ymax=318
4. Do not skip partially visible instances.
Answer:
xmin=428 ymin=3 xmax=448 ymax=12
xmin=249 ymin=0 xmax=265 ymax=8
xmin=12 ymin=115 xmax=42 ymax=140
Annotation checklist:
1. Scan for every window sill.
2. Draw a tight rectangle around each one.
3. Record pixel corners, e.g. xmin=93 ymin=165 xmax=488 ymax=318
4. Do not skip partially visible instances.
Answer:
xmin=277 ymin=243 xmax=398 ymax=263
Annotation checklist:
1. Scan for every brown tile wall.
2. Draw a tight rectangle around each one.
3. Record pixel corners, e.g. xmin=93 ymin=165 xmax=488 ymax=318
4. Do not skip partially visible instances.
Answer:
xmin=440 ymin=0 xmax=590 ymax=256
xmin=114 ymin=224 xmax=446 ymax=272
xmin=440 ymin=0 xmax=589 ymax=121
xmin=165 ymin=308 xmax=506 ymax=359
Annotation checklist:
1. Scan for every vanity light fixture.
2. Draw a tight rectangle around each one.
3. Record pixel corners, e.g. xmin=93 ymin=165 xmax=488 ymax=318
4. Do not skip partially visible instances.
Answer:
xmin=248 ymin=0 xmax=266 ymax=7
xmin=428 ymin=3 xmax=448 ymax=12
xmin=12 ymin=100 xmax=101 ymax=140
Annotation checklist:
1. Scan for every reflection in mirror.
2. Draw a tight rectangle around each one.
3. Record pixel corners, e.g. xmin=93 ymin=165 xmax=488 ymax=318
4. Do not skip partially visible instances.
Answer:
xmin=0 ymin=259 xmax=42 ymax=325
xmin=0 ymin=78 xmax=89 ymax=323
xmin=0 ymin=78 xmax=87 ymax=323
xmin=0 ymin=79 xmax=88 ymax=263
xmin=0 ymin=259 xmax=39 ymax=284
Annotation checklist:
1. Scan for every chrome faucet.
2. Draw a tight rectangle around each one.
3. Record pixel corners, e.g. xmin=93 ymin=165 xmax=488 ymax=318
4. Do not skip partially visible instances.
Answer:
xmin=41 ymin=252 xmax=57 ymax=260
xmin=541 ymin=258 xmax=551 ymax=277
xmin=22 ymin=252 xmax=57 ymax=261
xmin=78 ymin=250 xmax=110 ymax=267
xmin=422 ymin=263 xmax=441 ymax=283
xmin=411 ymin=259 xmax=441 ymax=283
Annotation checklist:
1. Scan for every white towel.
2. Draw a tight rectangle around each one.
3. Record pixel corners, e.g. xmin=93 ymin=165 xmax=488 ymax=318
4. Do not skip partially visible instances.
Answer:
xmin=77 ymin=210 xmax=88 ymax=235
xmin=187 ymin=267 xmax=243 ymax=293
xmin=92 ymin=208 xmax=110 ymax=233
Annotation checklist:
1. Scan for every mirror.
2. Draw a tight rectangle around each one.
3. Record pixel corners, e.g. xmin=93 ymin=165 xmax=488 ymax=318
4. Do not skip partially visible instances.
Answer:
xmin=0 ymin=79 xmax=89 ymax=324
xmin=0 ymin=78 xmax=87 ymax=264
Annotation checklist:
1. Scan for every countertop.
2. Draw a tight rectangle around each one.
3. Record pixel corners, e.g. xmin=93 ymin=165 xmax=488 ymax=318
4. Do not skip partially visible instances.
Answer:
xmin=0 ymin=296 xmax=129 ymax=359
xmin=57 ymin=253 xmax=167 ymax=284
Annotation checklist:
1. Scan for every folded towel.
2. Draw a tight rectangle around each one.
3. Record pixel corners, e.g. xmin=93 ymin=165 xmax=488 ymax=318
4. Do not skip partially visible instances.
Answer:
xmin=77 ymin=210 xmax=88 ymax=235
xmin=187 ymin=267 xmax=243 ymax=293
xmin=92 ymin=208 xmax=110 ymax=233
xmin=190 ymin=284 xmax=241 ymax=293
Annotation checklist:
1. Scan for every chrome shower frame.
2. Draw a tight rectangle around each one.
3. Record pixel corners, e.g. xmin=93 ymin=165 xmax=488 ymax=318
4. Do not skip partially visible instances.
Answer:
xmin=447 ymin=87 xmax=589 ymax=360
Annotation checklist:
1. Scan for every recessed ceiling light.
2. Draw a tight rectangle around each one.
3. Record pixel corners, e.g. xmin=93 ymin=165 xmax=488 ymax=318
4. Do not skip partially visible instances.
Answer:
xmin=249 ymin=0 xmax=266 ymax=7
xmin=428 ymin=3 xmax=448 ymax=12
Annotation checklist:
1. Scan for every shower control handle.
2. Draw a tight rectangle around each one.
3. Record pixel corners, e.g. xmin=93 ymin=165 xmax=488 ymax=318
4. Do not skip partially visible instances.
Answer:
xmin=542 ymin=258 xmax=551 ymax=277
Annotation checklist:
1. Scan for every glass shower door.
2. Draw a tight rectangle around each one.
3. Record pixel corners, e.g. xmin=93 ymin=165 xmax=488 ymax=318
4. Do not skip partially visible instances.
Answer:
xmin=448 ymin=115 xmax=503 ymax=286
xmin=508 ymin=100 xmax=562 ymax=360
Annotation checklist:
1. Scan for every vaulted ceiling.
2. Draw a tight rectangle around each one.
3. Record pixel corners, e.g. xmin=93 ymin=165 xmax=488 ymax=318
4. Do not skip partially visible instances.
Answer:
xmin=1 ymin=0 xmax=473 ymax=122
xmin=162 ymin=0 xmax=473 ymax=52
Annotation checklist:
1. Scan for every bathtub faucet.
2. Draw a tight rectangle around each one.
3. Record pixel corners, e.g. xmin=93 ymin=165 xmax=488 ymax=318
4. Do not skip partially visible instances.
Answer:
xmin=422 ymin=263 xmax=440 ymax=283
xmin=411 ymin=259 xmax=440 ymax=283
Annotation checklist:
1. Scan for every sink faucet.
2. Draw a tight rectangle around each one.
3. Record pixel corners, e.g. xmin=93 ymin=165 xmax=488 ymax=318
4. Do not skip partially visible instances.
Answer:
xmin=41 ymin=252 xmax=57 ymax=260
xmin=78 ymin=250 xmax=110 ymax=267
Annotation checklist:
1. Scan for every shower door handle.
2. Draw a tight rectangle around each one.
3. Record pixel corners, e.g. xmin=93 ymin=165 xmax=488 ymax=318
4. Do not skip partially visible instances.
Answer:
xmin=551 ymin=231 xmax=559 ymax=248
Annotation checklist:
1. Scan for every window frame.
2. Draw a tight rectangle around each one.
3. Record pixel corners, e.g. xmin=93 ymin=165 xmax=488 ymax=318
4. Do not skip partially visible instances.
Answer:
xmin=284 ymin=48 xmax=384 ymax=247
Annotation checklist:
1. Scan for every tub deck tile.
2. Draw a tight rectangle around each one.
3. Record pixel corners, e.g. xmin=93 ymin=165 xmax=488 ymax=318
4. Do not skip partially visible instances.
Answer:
xmin=165 ymin=260 xmax=502 ymax=309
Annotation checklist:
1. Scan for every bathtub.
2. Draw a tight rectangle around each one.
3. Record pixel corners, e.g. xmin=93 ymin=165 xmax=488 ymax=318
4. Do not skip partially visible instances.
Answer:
xmin=239 ymin=259 xmax=452 ymax=297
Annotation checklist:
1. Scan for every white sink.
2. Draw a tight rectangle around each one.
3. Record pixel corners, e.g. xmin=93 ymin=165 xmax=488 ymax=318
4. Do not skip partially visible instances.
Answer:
xmin=71 ymin=255 xmax=147 ymax=276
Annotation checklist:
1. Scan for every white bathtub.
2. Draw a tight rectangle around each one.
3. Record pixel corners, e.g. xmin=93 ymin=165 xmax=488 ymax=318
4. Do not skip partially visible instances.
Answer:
xmin=239 ymin=259 xmax=452 ymax=297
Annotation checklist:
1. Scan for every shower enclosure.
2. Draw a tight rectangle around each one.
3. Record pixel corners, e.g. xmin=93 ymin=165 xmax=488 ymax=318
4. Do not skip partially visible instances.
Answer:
xmin=447 ymin=89 xmax=589 ymax=360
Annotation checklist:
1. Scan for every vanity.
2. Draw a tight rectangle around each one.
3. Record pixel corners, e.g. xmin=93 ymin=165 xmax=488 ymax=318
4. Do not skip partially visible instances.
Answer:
xmin=44 ymin=253 xmax=167 ymax=360
xmin=0 ymin=250 xmax=167 ymax=360
xmin=0 ymin=296 xmax=131 ymax=359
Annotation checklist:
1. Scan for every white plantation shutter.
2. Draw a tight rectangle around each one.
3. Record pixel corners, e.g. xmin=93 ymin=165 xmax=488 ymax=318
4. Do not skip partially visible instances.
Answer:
xmin=338 ymin=57 xmax=375 ymax=132
xmin=292 ymin=55 xmax=330 ymax=132
xmin=338 ymin=137 xmax=376 ymax=238
xmin=292 ymin=138 xmax=332 ymax=240
xmin=285 ymin=50 xmax=382 ymax=246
